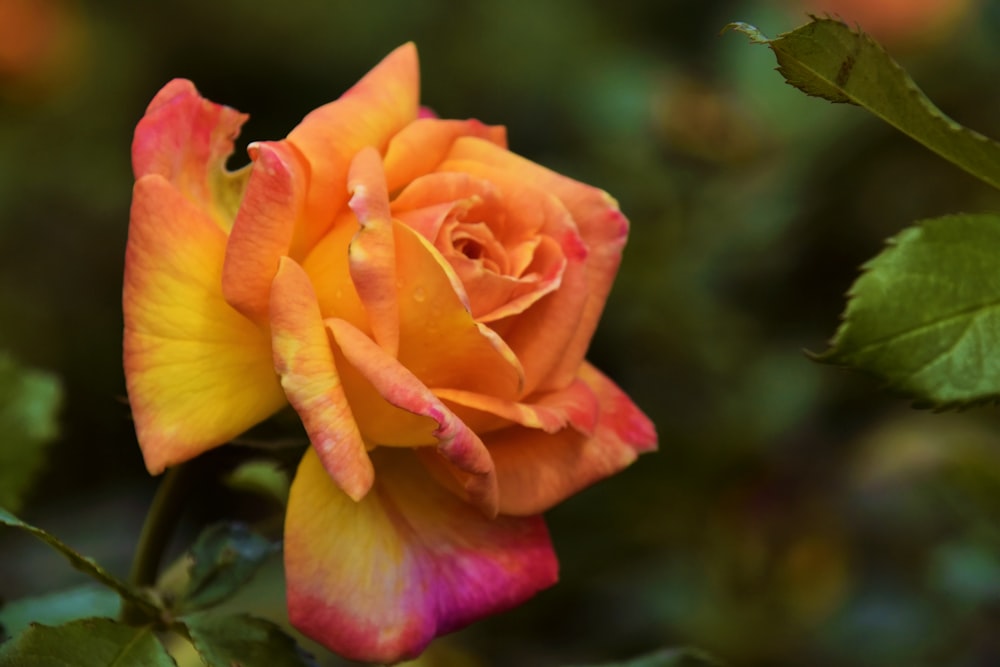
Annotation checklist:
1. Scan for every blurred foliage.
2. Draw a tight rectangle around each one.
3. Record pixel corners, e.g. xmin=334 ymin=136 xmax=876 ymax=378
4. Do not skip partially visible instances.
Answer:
xmin=0 ymin=353 xmax=61 ymax=512
xmin=3 ymin=0 xmax=1000 ymax=665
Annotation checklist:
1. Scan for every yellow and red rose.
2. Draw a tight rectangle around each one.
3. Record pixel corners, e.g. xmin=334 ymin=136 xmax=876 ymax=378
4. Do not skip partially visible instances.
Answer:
xmin=124 ymin=44 xmax=656 ymax=663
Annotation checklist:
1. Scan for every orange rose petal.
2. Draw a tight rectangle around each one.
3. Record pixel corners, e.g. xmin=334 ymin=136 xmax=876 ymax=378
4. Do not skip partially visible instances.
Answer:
xmin=222 ymin=141 xmax=309 ymax=324
xmin=489 ymin=363 xmax=656 ymax=516
xmin=347 ymin=147 xmax=400 ymax=357
xmin=285 ymin=448 xmax=557 ymax=664
xmin=132 ymin=78 xmax=249 ymax=231
xmin=392 ymin=171 xmax=500 ymax=213
xmin=124 ymin=175 xmax=285 ymax=474
xmin=300 ymin=209 xmax=369 ymax=327
xmin=270 ymin=257 xmax=373 ymax=501
xmin=444 ymin=137 xmax=629 ymax=392
xmin=392 ymin=220 xmax=524 ymax=398
xmin=463 ymin=235 xmax=567 ymax=323
xmin=391 ymin=172 xmax=501 ymax=246
xmin=287 ymin=43 xmax=420 ymax=257
xmin=383 ymin=117 xmax=507 ymax=193
xmin=434 ymin=376 xmax=598 ymax=436
xmin=327 ymin=317 xmax=499 ymax=515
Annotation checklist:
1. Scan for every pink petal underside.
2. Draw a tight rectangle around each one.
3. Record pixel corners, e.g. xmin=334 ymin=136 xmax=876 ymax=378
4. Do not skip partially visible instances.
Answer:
xmin=286 ymin=43 xmax=420 ymax=257
xmin=488 ymin=362 xmax=657 ymax=516
xmin=382 ymin=117 xmax=507 ymax=193
xmin=347 ymin=147 xmax=400 ymax=357
xmin=326 ymin=317 xmax=498 ymax=516
xmin=285 ymin=448 xmax=557 ymax=664
xmin=269 ymin=257 xmax=373 ymax=501
xmin=124 ymin=175 xmax=285 ymax=474
xmin=132 ymin=78 xmax=249 ymax=231
xmin=222 ymin=141 xmax=309 ymax=324
xmin=443 ymin=137 xmax=629 ymax=393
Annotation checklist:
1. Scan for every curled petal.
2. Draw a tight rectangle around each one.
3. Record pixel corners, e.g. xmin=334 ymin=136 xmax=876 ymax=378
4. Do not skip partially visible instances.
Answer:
xmin=489 ymin=363 xmax=657 ymax=516
xmin=287 ymin=43 xmax=420 ymax=256
xmin=132 ymin=79 xmax=249 ymax=230
xmin=223 ymin=141 xmax=309 ymax=324
xmin=434 ymin=377 xmax=598 ymax=436
xmin=347 ymin=147 xmax=399 ymax=357
xmin=285 ymin=448 xmax=557 ymax=664
xmin=124 ymin=175 xmax=285 ymax=474
xmin=327 ymin=317 xmax=498 ymax=515
xmin=270 ymin=257 xmax=373 ymax=501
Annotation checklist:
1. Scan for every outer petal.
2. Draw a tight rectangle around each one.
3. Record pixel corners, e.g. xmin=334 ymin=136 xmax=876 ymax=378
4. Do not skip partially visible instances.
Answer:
xmin=489 ymin=363 xmax=657 ymax=516
xmin=124 ymin=175 xmax=285 ymax=474
xmin=270 ymin=257 xmax=373 ymax=501
xmin=327 ymin=318 xmax=498 ymax=515
xmin=286 ymin=43 xmax=420 ymax=256
xmin=285 ymin=448 xmax=557 ymax=664
xmin=443 ymin=137 xmax=628 ymax=392
xmin=132 ymin=78 xmax=249 ymax=231
xmin=222 ymin=141 xmax=309 ymax=324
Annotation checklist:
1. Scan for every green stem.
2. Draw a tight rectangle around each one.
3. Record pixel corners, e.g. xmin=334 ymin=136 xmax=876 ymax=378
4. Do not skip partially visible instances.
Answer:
xmin=122 ymin=462 xmax=196 ymax=623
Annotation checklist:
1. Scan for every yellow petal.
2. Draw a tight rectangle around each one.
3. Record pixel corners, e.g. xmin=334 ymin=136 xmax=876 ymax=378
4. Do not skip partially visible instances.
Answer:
xmin=123 ymin=175 xmax=285 ymax=474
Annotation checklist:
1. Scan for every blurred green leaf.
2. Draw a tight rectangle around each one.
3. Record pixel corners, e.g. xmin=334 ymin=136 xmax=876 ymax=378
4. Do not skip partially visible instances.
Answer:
xmin=181 ymin=612 xmax=313 ymax=667
xmin=0 ymin=617 xmax=175 ymax=666
xmin=724 ymin=18 xmax=1000 ymax=190
xmin=0 ymin=354 xmax=61 ymax=513
xmin=0 ymin=585 xmax=120 ymax=641
xmin=223 ymin=459 xmax=291 ymax=506
xmin=819 ymin=213 xmax=1000 ymax=407
xmin=569 ymin=647 xmax=723 ymax=667
xmin=175 ymin=523 xmax=277 ymax=613
xmin=0 ymin=507 xmax=159 ymax=619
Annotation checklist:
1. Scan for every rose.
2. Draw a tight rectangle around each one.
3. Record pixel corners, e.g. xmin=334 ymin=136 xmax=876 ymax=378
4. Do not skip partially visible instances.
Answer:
xmin=124 ymin=43 xmax=656 ymax=663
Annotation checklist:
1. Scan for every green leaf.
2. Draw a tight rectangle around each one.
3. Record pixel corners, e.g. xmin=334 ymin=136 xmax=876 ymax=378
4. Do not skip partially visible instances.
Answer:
xmin=1 ymin=585 xmax=121 ymax=641
xmin=0 ymin=507 xmax=160 ymax=619
xmin=0 ymin=618 xmax=176 ymax=666
xmin=181 ymin=613 xmax=313 ymax=667
xmin=0 ymin=354 xmax=61 ymax=513
xmin=223 ymin=459 xmax=290 ymax=506
xmin=723 ymin=18 xmax=1000 ymax=190
xmin=175 ymin=523 xmax=277 ymax=613
xmin=819 ymin=213 xmax=1000 ymax=407
xmin=568 ymin=647 xmax=723 ymax=667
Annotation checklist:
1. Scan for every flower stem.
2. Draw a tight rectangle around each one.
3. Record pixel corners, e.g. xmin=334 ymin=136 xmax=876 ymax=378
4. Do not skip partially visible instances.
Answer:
xmin=122 ymin=462 xmax=196 ymax=623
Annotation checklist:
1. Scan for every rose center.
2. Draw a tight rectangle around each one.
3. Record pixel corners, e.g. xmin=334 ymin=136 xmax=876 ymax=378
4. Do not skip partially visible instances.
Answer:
xmin=455 ymin=238 xmax=483 ymax=260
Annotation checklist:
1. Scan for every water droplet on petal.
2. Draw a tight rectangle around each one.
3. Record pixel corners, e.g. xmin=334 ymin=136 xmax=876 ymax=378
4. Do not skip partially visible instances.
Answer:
xmin=413 ymin=287 xmax=427 ymax=303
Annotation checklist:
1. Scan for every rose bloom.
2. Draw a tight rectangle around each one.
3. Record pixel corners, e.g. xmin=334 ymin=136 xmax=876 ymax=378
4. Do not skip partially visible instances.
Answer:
xmin=124 ymin=44 xmax=656 ymax=663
